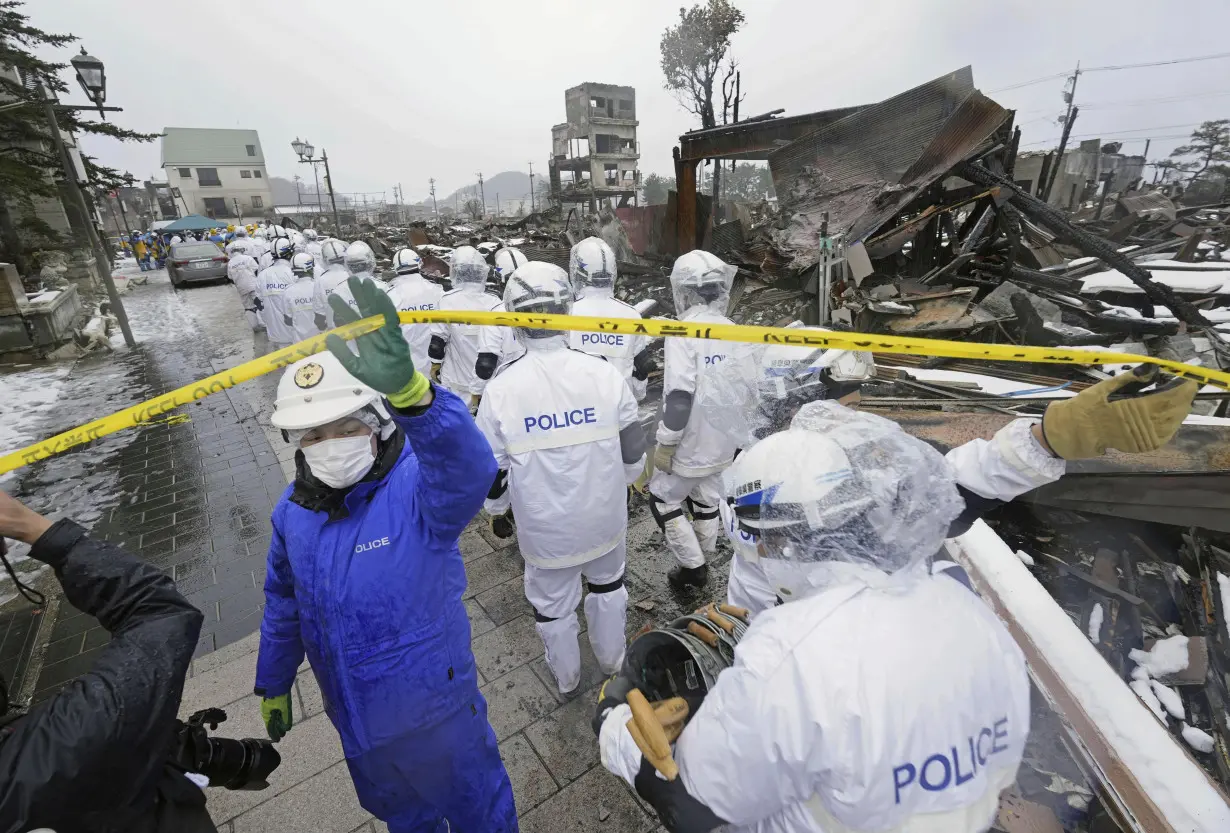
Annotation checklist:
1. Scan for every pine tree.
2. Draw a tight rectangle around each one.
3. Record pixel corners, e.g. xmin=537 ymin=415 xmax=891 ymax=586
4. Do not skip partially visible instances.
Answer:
xmin=0 ymin=0 xmax=158 ymax=269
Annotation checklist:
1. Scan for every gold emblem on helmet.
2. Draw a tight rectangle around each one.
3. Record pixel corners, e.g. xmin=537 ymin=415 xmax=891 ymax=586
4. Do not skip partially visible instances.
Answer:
xmin=294 ymin=362 xmax=324 ymax=389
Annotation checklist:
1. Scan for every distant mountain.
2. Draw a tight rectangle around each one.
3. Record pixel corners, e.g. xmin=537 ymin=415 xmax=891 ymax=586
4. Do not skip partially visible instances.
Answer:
xmin=425 ymin=171 xmax=537 ymax=210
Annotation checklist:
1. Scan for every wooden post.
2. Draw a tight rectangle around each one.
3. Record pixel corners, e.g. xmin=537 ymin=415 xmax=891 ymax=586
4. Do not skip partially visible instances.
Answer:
xmin=675 ymin=147 xmax=698 ymax=255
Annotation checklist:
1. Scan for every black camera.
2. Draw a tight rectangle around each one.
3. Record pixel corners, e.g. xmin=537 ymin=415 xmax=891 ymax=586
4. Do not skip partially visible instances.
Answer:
xmin=173 ymin=708 xmax=282 ymax=791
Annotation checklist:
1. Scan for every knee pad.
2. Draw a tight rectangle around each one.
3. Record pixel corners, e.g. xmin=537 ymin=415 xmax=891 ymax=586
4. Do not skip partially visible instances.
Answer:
xmin=686 ymin=497 xmax=720 ymax=522
xmin=649 ymin=494 xmax=686 ymax=531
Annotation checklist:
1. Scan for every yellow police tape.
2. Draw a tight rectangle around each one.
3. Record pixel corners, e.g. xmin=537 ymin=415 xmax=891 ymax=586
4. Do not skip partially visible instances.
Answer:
xmin=2 ymin=309 xmax=1228 ymax=477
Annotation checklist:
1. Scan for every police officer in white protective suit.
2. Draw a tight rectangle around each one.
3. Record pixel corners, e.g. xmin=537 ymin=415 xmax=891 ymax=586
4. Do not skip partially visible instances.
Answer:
xmin=227 ymin=237 xmax=263 ymax=332
xmin=224 ymin=226 xmax=249 ymax=256
xmin=649 ymin=250 xmax=755 ymax=591
xmin=386 ymin=247 xmax=443 ymax=371
xmin=284 ymin=252 xmax=319 ymax=343
xmin=303 ymin=228 xmax=324 ymax=276
xmin=259 ymin=237 xmax=298 ymax=350
xmin=492 ymin=246 xmax=527 ymax=291
xmin=568 ymin=237 xmax=653 ymax=402
xmin=330 ymin=241 xmax=390 ymax=323
xmin=596 ymin=368 xmax=1198 ymax=833
xmin=476 ymin=262 xmax=648 ymax=694
xmin=428 ymin=245 xmax=506 ymax=411
xmin=313 ymin=239 xmax=350 ymax=330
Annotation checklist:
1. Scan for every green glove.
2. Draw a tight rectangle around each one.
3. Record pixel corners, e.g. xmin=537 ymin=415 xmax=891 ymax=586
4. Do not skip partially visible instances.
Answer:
xmin=653 ymin=443 xmax=677 ymax=475
xmin=261 ymin=693 xmax=294 ymax=742
xmin=1041 ymin=365 xmax=1198 ymax=460
xmin=326 ymin=278 xmax=427 ymax=404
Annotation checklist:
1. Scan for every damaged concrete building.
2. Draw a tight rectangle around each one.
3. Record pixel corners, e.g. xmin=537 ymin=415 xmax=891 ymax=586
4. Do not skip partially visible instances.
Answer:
xmin=549 ymin=82 xmax=640 ymax=211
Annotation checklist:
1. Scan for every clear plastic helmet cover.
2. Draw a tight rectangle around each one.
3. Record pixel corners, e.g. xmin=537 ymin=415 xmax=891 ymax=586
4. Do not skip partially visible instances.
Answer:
xmin=228 ymin=240 xmax=250 ymax=256
xmin=493 ymin=247 xmax=528 ymax=284
xmin=291 ymin=252 xmax=315 ymax=277
xmin=670 ymin=250 xmax=736 ymax=317
xmin=503 ymin=261 xmax=572 ymax=346
xmin=254 ymin=228 xmax=269 ymax=240
xmin=344 ymin=240 xmax=377 ymax=277
xmin=234 ymin=228 xmax=248 ymax=238
xmin=569 ymin=236 xmax=617 ymax=295
xmin=271 ymin=225 xmax=289 ymax=239
xmin=753 ymin=324 xmax=876 ymax=436
xmin=303 ymin=228 xmax=318 ymax=241
xmin=450 ymin=245 xmax=490 ymax=291
xmin=273 ymin=238 xmax=295 ymax=260
xmin=320 ymin=239 xmax=347 ymax=265
xmin=727 ymin=406 xmax=963 ymax=600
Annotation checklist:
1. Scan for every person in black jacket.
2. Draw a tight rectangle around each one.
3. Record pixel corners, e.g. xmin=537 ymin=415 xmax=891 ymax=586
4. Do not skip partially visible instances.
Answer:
xmin=0 ymin=489 xmax=212 ymax=833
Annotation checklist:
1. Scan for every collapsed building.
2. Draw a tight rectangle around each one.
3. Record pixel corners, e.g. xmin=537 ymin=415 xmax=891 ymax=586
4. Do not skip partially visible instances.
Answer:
xmin=549 ymin=83 xmax=642 ymax=212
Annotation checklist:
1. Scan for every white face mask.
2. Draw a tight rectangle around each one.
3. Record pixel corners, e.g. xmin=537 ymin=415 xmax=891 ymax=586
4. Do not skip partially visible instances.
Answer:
xmin=301 ymin=435 xmax=375 ymax=489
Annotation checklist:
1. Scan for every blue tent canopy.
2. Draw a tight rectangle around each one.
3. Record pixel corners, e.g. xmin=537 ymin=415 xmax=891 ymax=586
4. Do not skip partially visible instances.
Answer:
xmin=159 ymin=214 xmax=230 ymax=233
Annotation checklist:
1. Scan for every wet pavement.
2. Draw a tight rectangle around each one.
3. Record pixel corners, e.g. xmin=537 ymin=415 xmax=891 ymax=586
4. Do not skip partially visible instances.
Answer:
xmin=0 ymin=262 xmax=291 ymax=701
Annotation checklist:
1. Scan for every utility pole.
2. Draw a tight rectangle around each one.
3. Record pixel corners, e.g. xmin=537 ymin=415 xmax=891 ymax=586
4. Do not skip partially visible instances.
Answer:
xmin=321 ymin=148 xmax=341 ymax=231
xmin=39 ymin=83 xmax=135 ymax=347
xmin=495 ymin=193 xmax=500 ymax=217
xmin=429 ymin=178 xmax=438 ymax=220
xmin=476 ymin=172 xmax=485 ymax=217
xmin=1042 ymin=61 xmax=1081 ymax=203
xmin=528 ymin=161 xmax=536 ymax=214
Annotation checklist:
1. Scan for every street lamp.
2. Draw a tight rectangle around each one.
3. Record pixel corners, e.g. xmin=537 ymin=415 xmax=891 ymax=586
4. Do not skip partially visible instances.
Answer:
xmin=291 ymin=137 xmax=340 ymax=231
xmin=70 ymin=48 xmax=107 ymax=120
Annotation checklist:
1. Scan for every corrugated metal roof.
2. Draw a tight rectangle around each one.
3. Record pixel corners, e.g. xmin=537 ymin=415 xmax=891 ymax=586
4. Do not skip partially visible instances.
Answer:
xmin=160 ymin=128 xmax=266 ymax=167
xmin=1118 ymin=191 xmax=1177 ymax=221
xmin=765 ymin=68 xmax=1010 ymax=271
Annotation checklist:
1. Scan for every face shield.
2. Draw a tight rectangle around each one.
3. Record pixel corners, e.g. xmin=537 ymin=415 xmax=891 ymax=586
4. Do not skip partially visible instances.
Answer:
xmin=321 ymin=240 xmax=347 ymax=266
xmin=569 ymin=236 xmax=617 ymax=296
xmin=450 ymin=246 xmax=489 ymax=292
xmin=670 ymin=250 xmax=736 ymax=318
xmin=503 ymin=262 xmax=572 ymax=347
xmin=730 ymin=406 xmax=963 ymax=600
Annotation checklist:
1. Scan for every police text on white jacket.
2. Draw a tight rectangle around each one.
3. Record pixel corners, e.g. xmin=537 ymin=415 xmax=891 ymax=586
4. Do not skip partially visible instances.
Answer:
xmin=259 ymin=261 xmax=297 ymax=345
xmin=386 ymin=274 xmax=444 ymax=372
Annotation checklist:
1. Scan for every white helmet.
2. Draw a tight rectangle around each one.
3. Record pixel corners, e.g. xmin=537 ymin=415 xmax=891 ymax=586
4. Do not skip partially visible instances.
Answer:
xmin=272 ymin=352 xmax=382 ymax=431
xmin=321 ymin=239 xmax=347 ymax=266
xmin=291 ymin=252 xmax=315 ymax=277
xmin=229 ymin=239 xmax=251 ymax=256
xmin=273 ymin=238 xmax=295 ymax=260
xmin=303 ymin=228 xmax=318 ymax=241
xmin=493 ymin=247 xmax=528 ymax=285
xmin=670 ymin=250 xmax=736 ymax=317
xmin=234 ymin=228 xmax=248 ymax=238
xmin=450 ymin=245 xmax=489 ymax=290
xmin=728 ymin=404 xmax=962 ymax=600
xmin=344 ymin=240 xmax=377 ymax=277
xmin=569 ymin=236 xmax=617 ymax=295
xmin=291 ymin=231 xmax=306 ymax=252
xmin=503 ymin=261 xmax=572 ymax=346
xmin=392 ymin=247 xmax=423 ymax=276
xmin=271 ymin=225 xmax=289 ymax=239
xmin=254 ymin=228 xmax=269 ymax=240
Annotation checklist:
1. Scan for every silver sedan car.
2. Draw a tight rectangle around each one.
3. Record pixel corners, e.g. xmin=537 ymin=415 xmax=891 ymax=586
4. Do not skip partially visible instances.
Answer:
xmin=168 ymin=241 xmax=229 ymax=287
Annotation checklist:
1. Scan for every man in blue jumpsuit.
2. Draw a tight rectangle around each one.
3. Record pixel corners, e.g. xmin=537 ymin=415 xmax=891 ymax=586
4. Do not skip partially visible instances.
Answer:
xmin=254 ymin=276 xmax=518 ymax=831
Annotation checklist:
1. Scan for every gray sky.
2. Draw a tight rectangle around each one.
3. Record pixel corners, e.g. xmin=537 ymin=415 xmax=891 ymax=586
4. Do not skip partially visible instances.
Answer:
xmin=35 ymin=0 xmax=1230 ymax=202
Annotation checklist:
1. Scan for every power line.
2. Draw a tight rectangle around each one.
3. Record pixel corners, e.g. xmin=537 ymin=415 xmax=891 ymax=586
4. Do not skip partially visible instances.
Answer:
xmin=989 ymin=50 xmax=1230 ymax=93
xmin=1081 ymin=89 xmax=1230 ymax=109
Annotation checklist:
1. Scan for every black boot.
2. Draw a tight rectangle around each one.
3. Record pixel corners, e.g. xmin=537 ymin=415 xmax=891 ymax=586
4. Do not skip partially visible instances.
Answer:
xmin=668 ymin=563 xmax=709 ymax=591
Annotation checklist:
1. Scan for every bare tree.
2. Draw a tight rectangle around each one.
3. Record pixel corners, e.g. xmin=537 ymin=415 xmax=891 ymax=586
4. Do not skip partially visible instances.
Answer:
xmin=462 ymin=198 xmax=484 ymax=220
xmin=659 ymin=0 xmax=745 ymax=130
xmin=1169 ymin=120 xmax=1230 ymax=183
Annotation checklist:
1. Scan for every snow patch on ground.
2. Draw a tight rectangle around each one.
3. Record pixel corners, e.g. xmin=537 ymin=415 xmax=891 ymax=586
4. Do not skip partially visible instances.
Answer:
xmin=1130 ymin=678 xmax=1168 ymax=723
xmin=1015 ymin=549 xmax=1036 ymax=567
xmin=1129 ymin=634 xmax=1190 ymax=677
xmin=949 ymin=522 xmax=1230 ymax=832
xmin=1087 ymin=603 xmax=1103 ymax=643
xmin=0 ymin=364 xmax=71 ymax=486
xmin=1182 ymin=724 xmax=1215 ymax=754
xmin=1130 ymin=664 xmax=1150 ymax=681
xmin=1150 ymin=680 xmax=1185 ymax=720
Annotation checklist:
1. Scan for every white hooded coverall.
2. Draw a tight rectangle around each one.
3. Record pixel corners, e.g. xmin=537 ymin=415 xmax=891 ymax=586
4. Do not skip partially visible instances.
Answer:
xmin=386 ymin=273 xmax=444 ymax=372
xmin=725 ymin=418 xmax=1068 ymax=614
xmin=649 ymin=307 xmax=746 ymax=570
xmin=313 ymin=264 xmax=351 ymax=329
xmin=569 ymin=293 xmax=650 ymax=401
xmin=258 ymin=261 xmax=296 ymax=347
xmin=227 ymin=252 xmax=262 ymax=331
xmin=476 ymin=347 xmax=643 ymax=693
xmin=284 ymin=274 xmax=319 ymax=344
xmin=432 ymin=286 xmax=505 ymax=400
xmin=600 ymin=564 xmax=1031 ymax=833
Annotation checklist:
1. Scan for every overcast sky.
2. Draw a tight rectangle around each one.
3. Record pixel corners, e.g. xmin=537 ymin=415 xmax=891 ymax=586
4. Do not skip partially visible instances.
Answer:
xmin=33 ymin=0 xmax=1230 ymax=202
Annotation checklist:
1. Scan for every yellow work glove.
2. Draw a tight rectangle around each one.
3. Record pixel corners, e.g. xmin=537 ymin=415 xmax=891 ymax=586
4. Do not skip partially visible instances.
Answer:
xmin=1041 ymin=365 xmax=1198 ymax=460
xmin=652 ymin=443 xmax=677 ymax=475
xmin=631 ymin=453 xmax=655 ymax=496
xmin=260 ymin=693 xmax=294 ymax=742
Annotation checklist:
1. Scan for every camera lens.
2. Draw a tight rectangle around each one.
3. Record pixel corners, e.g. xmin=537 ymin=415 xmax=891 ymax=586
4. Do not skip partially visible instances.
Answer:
xmin=197 ymin=736 xmax=282 ymax=791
